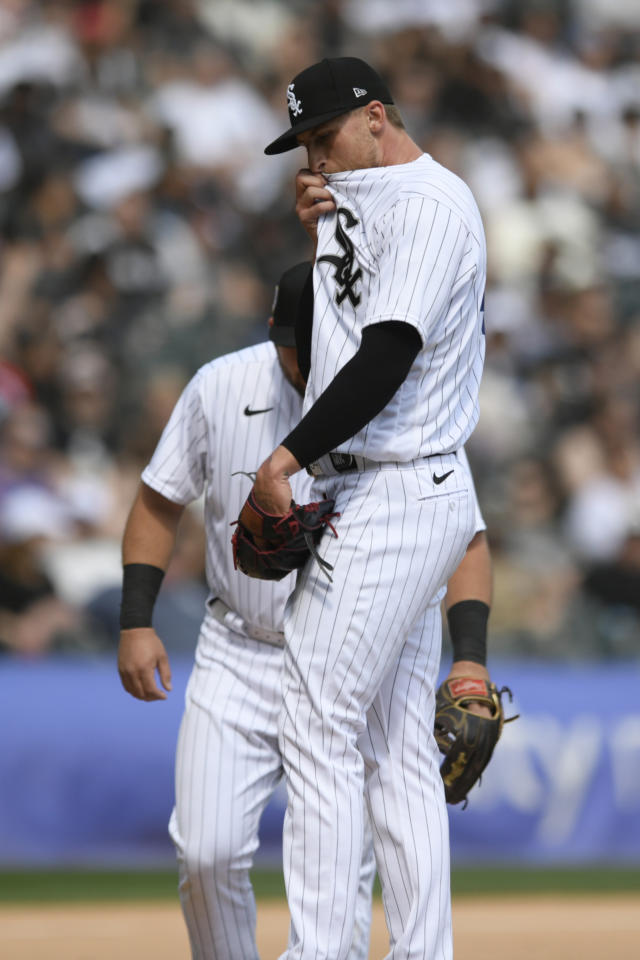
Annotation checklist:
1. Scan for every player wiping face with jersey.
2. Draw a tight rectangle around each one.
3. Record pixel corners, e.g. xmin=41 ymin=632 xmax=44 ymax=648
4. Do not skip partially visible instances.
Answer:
xmin=254 ymin=57 xmax=490 ymax=960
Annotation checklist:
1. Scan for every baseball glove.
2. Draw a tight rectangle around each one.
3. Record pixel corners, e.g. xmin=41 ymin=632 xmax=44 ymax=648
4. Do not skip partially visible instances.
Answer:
xmin=232 ymin=489 xmax=339 ymax=582
xmin=434 ymin=677 xmax=517 ymax=806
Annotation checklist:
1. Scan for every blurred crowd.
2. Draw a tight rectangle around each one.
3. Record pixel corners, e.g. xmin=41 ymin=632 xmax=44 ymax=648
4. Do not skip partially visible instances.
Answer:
xmin=0 ymin=0 xmax=639 ymax=659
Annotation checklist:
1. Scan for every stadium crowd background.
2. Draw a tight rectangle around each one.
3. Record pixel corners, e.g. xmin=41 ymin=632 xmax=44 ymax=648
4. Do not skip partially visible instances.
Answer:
xmin=0 ymin=0 xmax=639 ymax=661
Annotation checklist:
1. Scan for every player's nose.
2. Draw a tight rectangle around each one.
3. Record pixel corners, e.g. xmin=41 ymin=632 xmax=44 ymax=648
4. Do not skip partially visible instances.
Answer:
xmin=307 ymin=146 xmax=326 ymax=173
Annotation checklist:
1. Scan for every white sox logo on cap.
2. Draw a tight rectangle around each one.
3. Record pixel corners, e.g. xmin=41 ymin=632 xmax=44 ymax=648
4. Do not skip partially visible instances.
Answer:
xmin=287 ymin=83 xmax=302 ymax=117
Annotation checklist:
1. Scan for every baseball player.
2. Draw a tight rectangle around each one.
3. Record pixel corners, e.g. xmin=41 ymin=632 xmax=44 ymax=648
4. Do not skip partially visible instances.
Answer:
xmin=117 ymin=263 xmax=377 ymax=960
xmin=255 ymin=58 xmax=490 ymax=959
xmin=118 ymin=258 xmax=491 ymax=958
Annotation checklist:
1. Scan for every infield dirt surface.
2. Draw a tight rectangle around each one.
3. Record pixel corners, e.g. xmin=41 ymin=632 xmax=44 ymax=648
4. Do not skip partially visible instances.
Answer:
xmin=1 ymin=894 xmax=638 ymax=959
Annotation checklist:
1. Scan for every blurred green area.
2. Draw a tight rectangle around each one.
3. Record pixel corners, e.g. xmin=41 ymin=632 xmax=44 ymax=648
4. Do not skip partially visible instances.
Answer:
xmin=0 ymin=867 xmax=638 ymax=903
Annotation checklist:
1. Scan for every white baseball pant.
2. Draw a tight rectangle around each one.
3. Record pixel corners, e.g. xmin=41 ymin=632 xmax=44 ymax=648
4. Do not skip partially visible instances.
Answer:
xmin=279 ymin=456 xmax=474 ymax=960
xmin=170 ymin=615 xmax=376 ymax=960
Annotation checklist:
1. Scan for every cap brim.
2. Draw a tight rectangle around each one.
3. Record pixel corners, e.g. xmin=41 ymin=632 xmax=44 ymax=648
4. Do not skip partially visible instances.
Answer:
xmin=264 ymin=106 xmax=355 ymax=155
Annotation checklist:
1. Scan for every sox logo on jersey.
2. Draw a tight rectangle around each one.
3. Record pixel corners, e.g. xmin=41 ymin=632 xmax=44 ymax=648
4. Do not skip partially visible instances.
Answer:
xmin=317 ymin=207 xmax=362 ymax=306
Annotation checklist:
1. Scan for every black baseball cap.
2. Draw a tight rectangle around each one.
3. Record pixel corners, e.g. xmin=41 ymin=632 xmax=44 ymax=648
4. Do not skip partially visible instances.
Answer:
xmin=264 ymin=57 xmax=394 ymax=156
xmin=268 ymin=261 xmax=312 ymax=347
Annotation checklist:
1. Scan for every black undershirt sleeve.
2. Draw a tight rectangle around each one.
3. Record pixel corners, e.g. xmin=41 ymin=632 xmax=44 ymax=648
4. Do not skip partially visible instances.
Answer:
xmin=282 ymin=321 xmax=422 ymax=469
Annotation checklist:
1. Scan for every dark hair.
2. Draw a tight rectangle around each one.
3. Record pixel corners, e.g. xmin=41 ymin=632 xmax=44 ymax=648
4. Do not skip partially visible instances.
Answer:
xmin=346 ymin=103 xmax=405 ymax=131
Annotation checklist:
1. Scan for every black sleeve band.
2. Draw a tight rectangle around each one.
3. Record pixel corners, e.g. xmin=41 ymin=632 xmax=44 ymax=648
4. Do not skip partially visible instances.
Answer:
xmin=120 ymin=563 xmax=165 ymax=630
xmin=282 ymin=321 xmax=422 ymax=468
xmin=447 ymin=599 xmax=489 ymax=665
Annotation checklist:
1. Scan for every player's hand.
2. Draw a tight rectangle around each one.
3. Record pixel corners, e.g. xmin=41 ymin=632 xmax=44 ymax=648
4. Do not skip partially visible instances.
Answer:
xmin=253 ymin=445 xmax=300 ymax=517
xmin=445 ymin=661 xmax=493 ymax=718
xmin=118 ymin=628 xmax=172 ymax=702
xmin=295 ymin=168 xmax=335 ymax=249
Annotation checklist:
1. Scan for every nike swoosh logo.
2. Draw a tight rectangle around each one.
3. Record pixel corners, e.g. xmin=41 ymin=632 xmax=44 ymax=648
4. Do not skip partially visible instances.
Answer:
xmin=244 ymin=405 xmax=274 ymax=416
xmin=433 ymin=469 xmax=454 ymax=485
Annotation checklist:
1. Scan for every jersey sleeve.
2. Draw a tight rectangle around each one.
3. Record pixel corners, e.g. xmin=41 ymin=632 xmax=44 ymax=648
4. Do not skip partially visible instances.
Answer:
xmin=366 ymin=197 xmax=468 ymax=342
xmin=141 ymin=370 xmax=208 ymax=505
xmin=458 ymin=446 xmax=486 ymax=534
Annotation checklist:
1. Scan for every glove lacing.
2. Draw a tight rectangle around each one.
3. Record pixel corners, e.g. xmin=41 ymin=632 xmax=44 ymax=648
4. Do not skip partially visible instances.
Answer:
xmin=274 ymin=503 xmax=339 ymax=582
xmin=232 ymin=472 xmax=340 ymax=581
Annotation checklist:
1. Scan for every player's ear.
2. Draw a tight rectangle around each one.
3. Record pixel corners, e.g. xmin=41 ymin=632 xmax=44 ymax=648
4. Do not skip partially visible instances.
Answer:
xmin=365 ymin=101 xmax=385 ymax=134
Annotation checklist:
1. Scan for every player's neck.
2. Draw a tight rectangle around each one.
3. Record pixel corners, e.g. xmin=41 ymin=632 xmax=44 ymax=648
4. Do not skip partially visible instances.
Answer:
xmin=378 ymin=128 xmax=422 ymax=167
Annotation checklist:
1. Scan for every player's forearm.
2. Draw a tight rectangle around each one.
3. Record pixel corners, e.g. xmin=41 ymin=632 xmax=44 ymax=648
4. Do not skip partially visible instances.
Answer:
xmin=122 ymin=483 xmax=184 ymax=570
xmin=445 ymin=531 xmax=492 ymax=667
xmin=282 ymin=320 xmax=421 ymax=468
xmin=445 ymin=531 xmax=492 ymax=609
xmin=120 ymin=484 xmax=184 ymax=632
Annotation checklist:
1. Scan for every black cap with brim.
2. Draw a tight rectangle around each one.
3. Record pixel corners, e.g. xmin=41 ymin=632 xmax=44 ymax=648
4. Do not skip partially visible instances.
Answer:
xmin=265 ymin=57 xmax=394 ymax=156
xmin=268 ymin=261 xmax=312 ymax=346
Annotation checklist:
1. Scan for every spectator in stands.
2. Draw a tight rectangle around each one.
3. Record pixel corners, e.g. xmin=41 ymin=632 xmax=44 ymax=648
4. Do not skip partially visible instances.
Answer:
xmin=0 ymin=0 xmax=639 ymax=658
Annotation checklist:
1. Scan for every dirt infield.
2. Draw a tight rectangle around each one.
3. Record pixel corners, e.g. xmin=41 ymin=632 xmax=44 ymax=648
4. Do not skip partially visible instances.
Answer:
xmin=2 ymin=895 xmax=638 ymax=959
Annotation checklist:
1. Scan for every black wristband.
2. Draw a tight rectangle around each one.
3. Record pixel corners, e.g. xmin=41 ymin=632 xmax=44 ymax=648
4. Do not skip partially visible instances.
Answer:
xmin=447 ymin=599 xmax=489 ymax=665
xmin=120 ymin=563 xmax=165 ymax=630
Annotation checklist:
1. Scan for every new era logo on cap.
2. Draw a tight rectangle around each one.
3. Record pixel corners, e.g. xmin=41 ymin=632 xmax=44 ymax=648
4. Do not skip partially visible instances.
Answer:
xmin=353 ymin=87 xmax=367 ymax=97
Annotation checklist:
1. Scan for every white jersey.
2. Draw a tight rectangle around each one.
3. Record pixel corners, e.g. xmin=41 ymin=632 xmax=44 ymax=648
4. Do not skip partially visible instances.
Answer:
xmin=142 ymin=341 xmax=310 ymax=633
xmin=306 ymin=152 xmax=486 ymax=462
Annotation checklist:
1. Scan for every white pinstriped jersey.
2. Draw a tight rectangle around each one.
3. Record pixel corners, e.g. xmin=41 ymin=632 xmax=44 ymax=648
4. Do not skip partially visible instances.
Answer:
xmin=142 ymin=341 xmax=310 ymax=634
xmin=141 ymin=343 xmax=485 ymax=635
xmin=306 ymin=152 xmax=486 ymax=462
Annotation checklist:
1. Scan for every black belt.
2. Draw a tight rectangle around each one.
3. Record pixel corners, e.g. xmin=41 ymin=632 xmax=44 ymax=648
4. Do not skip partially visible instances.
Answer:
xmin=307 ymin=450 xmax=458 ymax=478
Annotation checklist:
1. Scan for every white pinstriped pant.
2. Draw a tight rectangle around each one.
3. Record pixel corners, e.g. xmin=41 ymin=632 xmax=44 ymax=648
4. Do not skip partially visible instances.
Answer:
xmin=279 ymin=458 xmax=475 ymax=960
xmin=169 ymin=615 xmax=376 ymax=960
